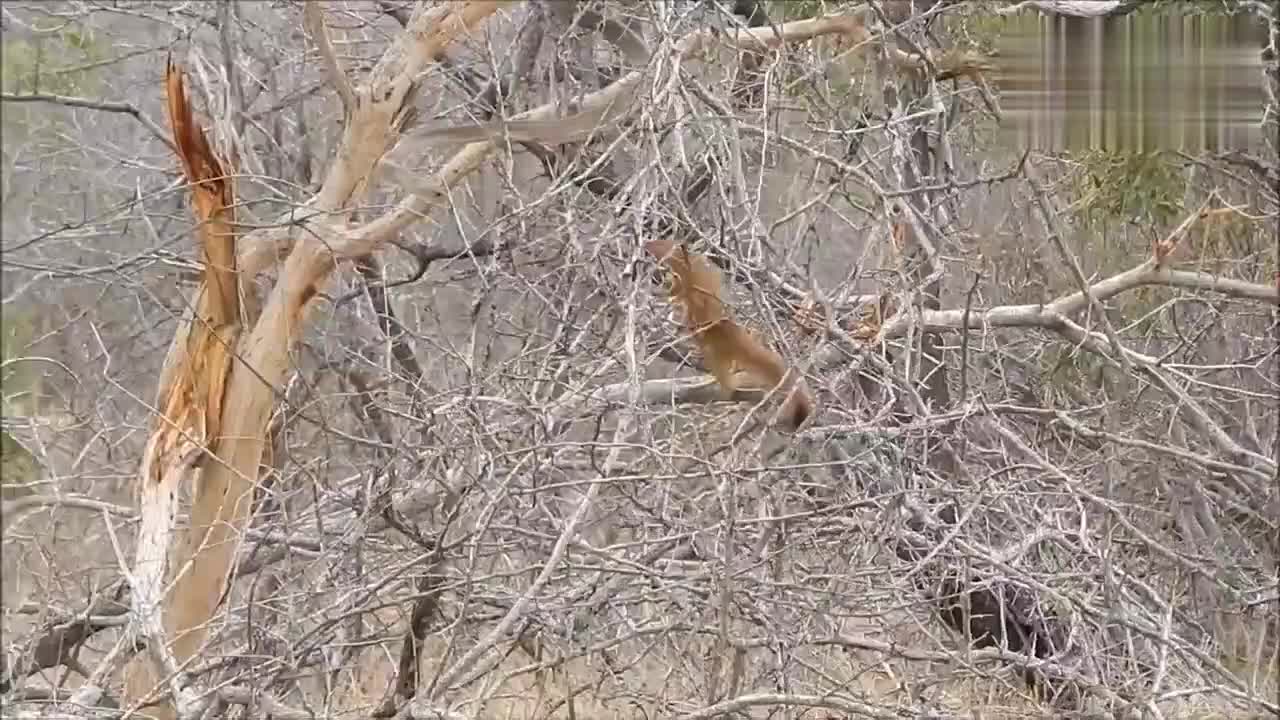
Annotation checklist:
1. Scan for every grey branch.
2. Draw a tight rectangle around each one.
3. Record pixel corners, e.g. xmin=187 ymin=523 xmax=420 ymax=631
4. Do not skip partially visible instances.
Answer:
xmin=1 ymin=91 xmax=176 ymax=154
xmin=303 ymin=0 xmax=356 ymax=115
xmin=994 ymin=0 xmax=1146 ymax=17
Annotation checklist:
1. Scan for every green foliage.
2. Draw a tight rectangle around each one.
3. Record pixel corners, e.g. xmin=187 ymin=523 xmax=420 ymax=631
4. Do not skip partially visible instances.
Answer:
xmin=1069 ymin=151 xmax=1185 ymax=228
xmin=61 ymin=28 xmax=97 ymax=52
xmin=946 ymin=5 xmax=1006 ymax=54
xmin=2 ymin=27 xmax=108 ymax=221
xmin=1 ymin=304 xmax=41 ymax=417
xmin=1 ymin=304 xmax=42 ymax=497
xmin=0 ymin=428 xmax=39 ymax=498
xmin=0 ymin=26 xmax=105 ymax=95
xmin=1060 ymin=152 xmax=1187 ymax=336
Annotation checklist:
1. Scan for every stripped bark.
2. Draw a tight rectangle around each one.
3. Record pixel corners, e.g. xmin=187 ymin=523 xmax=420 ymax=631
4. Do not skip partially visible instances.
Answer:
xmin=122 ymin=58 xmax=245 ymax=719
xmin=107 ymin=5 xmax=1005 ymax=717
xmin=120 ymin=5 xmax=510 ymax=718
xmin=11 ymin=14 xmax=886 ymax=700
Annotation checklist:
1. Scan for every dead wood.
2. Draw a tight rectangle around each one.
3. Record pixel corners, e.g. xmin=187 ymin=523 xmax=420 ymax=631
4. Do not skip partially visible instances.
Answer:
xmin=120 ymin=5 xmax=510 ymax=718
xmin=728 ymin=0 xmax=771 ymax=110
xmin=121 ymin=58 xmax=246 ymax=718
xmin=0 ymin=582 xmax=130 ymax=694
xmin=869 ymin=13 xmax=1080 ymax=709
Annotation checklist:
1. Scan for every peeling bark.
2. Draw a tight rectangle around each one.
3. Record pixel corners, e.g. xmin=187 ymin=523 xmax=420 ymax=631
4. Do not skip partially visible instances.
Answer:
xmin=123 ymin=58 xmax=245 ymax=718
xmin=120 ymin=6 xmax=509 ymax=718
xmin=111 ymin=5 xmax=1008 ymax=717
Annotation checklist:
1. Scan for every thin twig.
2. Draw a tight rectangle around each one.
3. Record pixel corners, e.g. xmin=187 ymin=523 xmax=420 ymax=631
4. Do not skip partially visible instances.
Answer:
xmin=218 ymin=0 xmax=247 ymax=136
xmin=1 ymin=91 xmax=177 ymax=154
xmin=1026 ymin=166 xmax=1134 ymax=376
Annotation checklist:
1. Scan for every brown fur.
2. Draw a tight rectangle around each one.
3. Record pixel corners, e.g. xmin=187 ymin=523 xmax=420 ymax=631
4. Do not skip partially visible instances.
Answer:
xmin=645 ymin=237 xmax=813 ymax=431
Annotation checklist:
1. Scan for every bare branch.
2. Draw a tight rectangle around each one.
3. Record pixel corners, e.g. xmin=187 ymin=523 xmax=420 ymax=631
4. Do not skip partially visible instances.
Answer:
xmin=0 ymin=582 xmax=129 ymax=694
xmin=1 ymin=91 xmax=177 ymax=155
xmin=675 ymin=692 xmax=932 ymax=720
xmin=342 ymin=9 xmax=900 ymax=258
xmin=152 ymin=0 xmax=511 ymax=432
xmin=1027 ymin=166 xmax=1136 ymax=376
xmin=8 ymin=3 xmax=1277 ymax=718
xmin=119 ymin=7 xmax=512 ymax=717
xmin=122 ymin=58 xmax=247 ymax=719
xmin=893 ymin=261 xmax=1278 ymax=337
xmin=994 ymin=1 xmax=1146 ymax=17
xmin=303 ymin=0 xmax=355 ymax=116
xmin=217 ymin=0 xmax=247 ymax=137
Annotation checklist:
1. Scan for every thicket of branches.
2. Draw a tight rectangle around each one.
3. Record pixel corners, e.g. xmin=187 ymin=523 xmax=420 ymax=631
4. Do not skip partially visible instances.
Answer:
xmin=2 ymin=1 xmax=1277 ymax=719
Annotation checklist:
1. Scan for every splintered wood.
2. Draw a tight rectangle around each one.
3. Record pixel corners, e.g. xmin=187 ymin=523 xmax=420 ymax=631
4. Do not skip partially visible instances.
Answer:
xmin=123 ymin=58 xmax=243 ymax=718
xmin=164 ymin=62 xmax=239 ymax=328
xmin=122 ymin=4 xmax=508 ymax=715
xmin=146 ymin=59 xmax=242 ymax=485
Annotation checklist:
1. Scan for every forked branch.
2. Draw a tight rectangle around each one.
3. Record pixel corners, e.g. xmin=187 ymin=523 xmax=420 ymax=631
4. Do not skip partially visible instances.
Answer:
xmin=122 ymin=5 xmax=509 ymax=717
xmin=343 ymin=8 xmax=958 ymax=259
